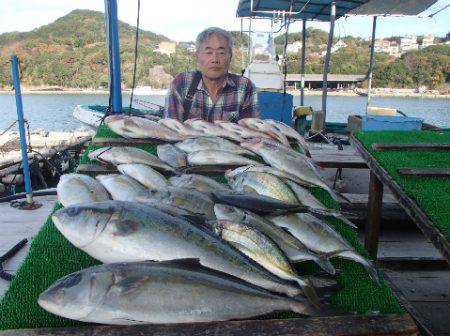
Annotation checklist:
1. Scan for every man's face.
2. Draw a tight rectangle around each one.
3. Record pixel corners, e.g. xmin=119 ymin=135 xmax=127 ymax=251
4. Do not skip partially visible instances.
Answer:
xmin=196 ymin=34 xmax=231 ymax=81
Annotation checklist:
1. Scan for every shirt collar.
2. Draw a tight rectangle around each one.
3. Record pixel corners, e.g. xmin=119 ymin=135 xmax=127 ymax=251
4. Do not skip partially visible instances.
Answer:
xmin=197 ymin=73 xmax=236 ymax=91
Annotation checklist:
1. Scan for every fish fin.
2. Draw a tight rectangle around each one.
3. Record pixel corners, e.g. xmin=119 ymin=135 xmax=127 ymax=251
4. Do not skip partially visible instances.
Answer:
xmin=159 ymin=258 xmax=202 ymax=268
xmin=114 ymin=275 xmax=149 ymax=295
xmin=114 ymin=220 xmax=140 ymax=236
xmin=269 ymin=205 xmax=308 ymax=216
xmin=289 ymin=297 xmax=350 ymax=317
xmin=313 ymin=255 xmax=337 ymax=275
xmin=307 ymin=208 xmax=357 ymax=229
xmin=362 ymin=262 xmax=382 ymax=287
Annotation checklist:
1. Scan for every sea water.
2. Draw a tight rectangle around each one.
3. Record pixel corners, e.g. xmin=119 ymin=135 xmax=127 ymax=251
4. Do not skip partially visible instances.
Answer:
xmin=0 ymin=93 xmax=448 ymax=131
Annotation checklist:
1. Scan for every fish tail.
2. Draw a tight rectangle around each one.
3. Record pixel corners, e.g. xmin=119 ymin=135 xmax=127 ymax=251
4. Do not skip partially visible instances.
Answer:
xmin=294 ymin=278 xmax=321 ymax=307
xmin=331 ymin=213 xmax=357 ymax=229
xmin=289 ymin=299 xmax=348 ymax=317
xmin=363 ymin=262 xmax=382 ymax=287
xmin=314 ymin=253 xmax=337 ymax=275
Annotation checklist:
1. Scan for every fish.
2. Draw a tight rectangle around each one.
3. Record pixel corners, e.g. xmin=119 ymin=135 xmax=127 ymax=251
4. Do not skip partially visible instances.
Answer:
xmin=117 ymin=163 xmax=168 ymax=189
xmin=240 ymin=139 xmax=346 ymax=203
xmin=214 ymin=204 xmax=337 ymax=274
xmin=269 ymin=213 xmax=381 ymax=286
xmin=88 ymin=146 xmax=174 ymax=172
xmin=264 ymin=119 xmax=311 ymax=157
xmin=284 ymin=179 xmax=356 ymax=228
xmin=238 ymin=118 xmax=290 ymax=146
xmin=187 ymin=150 xmax=260 ymax=167
xmin=211 ymin=190 xmax=307 ymax=215
xmin=95 ymin=174 xmax=147 ymax=201
xmin=156 ymin=144 xmax=187 ymax=168
xmin=57 ymin=173 xmax=110 ymax=207
xmin=169 ymin=174 xmax=230 ymax=193
xmin=136 ymin=186 xmax=216 ymax=219
xmin=227 ymin=171 xmax=299 ymax=205
xmin=104 ymin=115 xmax=184 ymax=141
xmin=52 ymin=201 xmax=306 ymax=297
xmin=211 ymin=220 xmax=320 ymax=305
xmin=226 ymin=164 xmax=315 ymax=188
xmin=185 ymin=119 xmax=243 ymax=142
xmin=38 ymin=260 xmax=324 ymax=325
xmin=175 ymin=136 xmax=254 ymax=156
xmin=215 ymin=121 xmax=277 ymax=140
xmin=158 ymin=118 xmax=205 ymax=137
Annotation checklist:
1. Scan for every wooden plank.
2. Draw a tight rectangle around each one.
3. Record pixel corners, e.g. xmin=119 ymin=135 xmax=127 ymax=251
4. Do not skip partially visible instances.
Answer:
xmin=377 ymin=257 xmax=449 ymax=271
xmin=351 ymin=135 xmax=450 ymax=264
xmin=92 ymin=137 xmax=168 ymax=146
xmin=398 ymin=168 xmax=450 ymax=178
xmin=365 ymin=171 xmax=383 ymax=260
xmin=0 ymin=314 xmax=418 ymax=336
xmin=75 ymin=164 xmax=117 ymax=174
xmin=372 ymin=142 xmax=450 ymax=151
xmin=410 ymin=302 xmax=450 ymax=335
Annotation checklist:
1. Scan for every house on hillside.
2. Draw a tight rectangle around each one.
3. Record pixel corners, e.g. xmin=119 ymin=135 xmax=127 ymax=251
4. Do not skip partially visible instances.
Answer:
xmin=286 ymin=41 xmax=302 ymax=53
xmin=400 ymin=35 xmax=419 ymax=53
xmin=421 ymin=35 xmax=435 ymax=49
xmin=320 ymin=39 xmax=347 ymax=56
xmin=153 ymin=41 xmax=177 ymax=56
xmin=178 ymin=42 xmax=196 ymax=52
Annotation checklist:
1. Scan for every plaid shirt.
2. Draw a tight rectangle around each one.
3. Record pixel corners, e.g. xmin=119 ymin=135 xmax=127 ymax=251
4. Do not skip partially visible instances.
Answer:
xmin=164 ymin=71 xmax=259 ymax=122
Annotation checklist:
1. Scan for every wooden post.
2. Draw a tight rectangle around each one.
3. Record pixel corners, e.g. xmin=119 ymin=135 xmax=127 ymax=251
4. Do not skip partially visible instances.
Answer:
xmin=365 ymin=171 xmax=383 ymax=260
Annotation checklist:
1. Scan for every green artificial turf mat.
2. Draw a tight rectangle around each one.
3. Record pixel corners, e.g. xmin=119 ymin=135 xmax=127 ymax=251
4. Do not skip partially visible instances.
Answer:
xmin=354 ymin=131 xmax=450 ymax=241
xmin=0 ymin=125 xmax=404 ymax=331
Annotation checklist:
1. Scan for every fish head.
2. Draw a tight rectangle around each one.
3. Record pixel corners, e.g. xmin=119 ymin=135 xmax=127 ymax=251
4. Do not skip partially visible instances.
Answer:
xmin=38 ymin=268 xmax=113 ymax=320
xmin=240 ymin=138 xmax=266 ymax=153
xmin=52 ymin=203 xmax=115 ymax=248
xmin=213 ymin=204 xmax=245 ymax=222
xmin=88 ymin=147 xmax=112 ymax=163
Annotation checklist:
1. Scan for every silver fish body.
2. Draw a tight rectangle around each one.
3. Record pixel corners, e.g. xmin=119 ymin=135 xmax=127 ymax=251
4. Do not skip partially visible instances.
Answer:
xmin=264 ymin=119 xmax=311 ymax=157
xmin=38 ymin=260 xmax=319 ymax=325
xmin=88 ymin=146 xmax=174 ymax=172
xmin=158 ymin=118 xmax=205 ymax=137
xmin=156 ymin=143 xmax=187 ymax=168
xmin=57 ymin=173 xmax=110 ymax=207
xmin=169 ymin=174 xmax=229 ymax=193
xmin=269 ymin=213 xmax=381 ymax=286
xmin=187 ymin=150 xmax=260 ymax=166
xmin=105 ymin=115 xmax=184 ymax=141
xmin=96 ymin=174 xmax=147 ymax=201
xmin=175 ymin=136 xmax=254 ymax=156
xmin=238 ymin=118 xmax=290 ymax=146
xmin=211 ymin=220 xmax=319 ymax=305
xmin=185 ymin=119 xmax=243 ymax=142
xmin=52 ymin=201 xmax=304 ymax=297
xmin=136 ymin=186 xmax=216 ymax=219
xmin=227 ymin=171 xmax=299 ymax=205
xmin=117 ymin=163 xmax=168 ymax=189
xmin=214 ymin=204 xmax=336 ymax=274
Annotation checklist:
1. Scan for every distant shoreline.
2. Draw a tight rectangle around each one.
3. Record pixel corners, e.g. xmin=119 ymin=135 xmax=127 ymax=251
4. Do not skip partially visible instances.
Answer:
xmin=0 ymin=88 xmax=449 ymax=99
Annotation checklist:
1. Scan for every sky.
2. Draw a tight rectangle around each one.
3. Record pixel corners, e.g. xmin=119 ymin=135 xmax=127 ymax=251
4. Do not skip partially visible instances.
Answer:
xmin=0 ymin=0 xmax=449 ymax=42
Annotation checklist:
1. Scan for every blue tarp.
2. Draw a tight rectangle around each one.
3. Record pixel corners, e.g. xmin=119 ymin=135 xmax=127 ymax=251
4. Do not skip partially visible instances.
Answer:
xmin=236 ymin=0 xmax=370 ymax=21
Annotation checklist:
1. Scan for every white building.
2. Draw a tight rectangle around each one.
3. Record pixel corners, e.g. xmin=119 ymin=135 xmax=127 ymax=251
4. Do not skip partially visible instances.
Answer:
xmin=286 ymin=41 xmax=302 ymax=53
xmin=421 ymin=34 xmax=435 ymax=49
xmin=320 ymin=39 xmax=347 ymax=56
xmin=153 ymin=41 xmax=177 ymax=56
xmin=400 ymin=35 xmax=419 ymax=53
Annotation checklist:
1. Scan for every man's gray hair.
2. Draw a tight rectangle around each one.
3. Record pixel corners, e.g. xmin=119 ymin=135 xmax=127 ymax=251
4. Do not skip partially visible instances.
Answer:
xmin=195 ymin=27 xmax=233 ymax=54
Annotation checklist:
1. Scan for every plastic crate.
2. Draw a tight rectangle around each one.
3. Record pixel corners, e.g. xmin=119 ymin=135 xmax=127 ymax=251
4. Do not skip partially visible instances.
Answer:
xmin=361 ymin=115 xmax=423 ymax=131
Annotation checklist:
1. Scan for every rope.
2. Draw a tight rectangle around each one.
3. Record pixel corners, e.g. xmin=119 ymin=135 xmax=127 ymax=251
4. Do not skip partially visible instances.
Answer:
xmin=0 ymin=120 xmax=19 ymax=137
xmin=129 ymin=0 xmax=141 ymax=115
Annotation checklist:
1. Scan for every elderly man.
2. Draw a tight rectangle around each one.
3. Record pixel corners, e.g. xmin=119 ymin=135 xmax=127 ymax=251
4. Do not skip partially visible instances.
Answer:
xmin=164 ymin=27 xmax=259 ymax=122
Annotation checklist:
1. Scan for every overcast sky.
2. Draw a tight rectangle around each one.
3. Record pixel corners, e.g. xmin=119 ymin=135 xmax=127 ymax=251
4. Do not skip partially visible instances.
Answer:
xmin=0 ymin=0 xmax=449 ymax=42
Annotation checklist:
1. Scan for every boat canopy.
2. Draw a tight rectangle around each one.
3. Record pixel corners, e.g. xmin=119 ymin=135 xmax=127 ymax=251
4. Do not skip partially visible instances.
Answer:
xmin=236 ymin=0 xmax=439 ymax=21
xmin=236 ymin=0 xmax=370 ymax=21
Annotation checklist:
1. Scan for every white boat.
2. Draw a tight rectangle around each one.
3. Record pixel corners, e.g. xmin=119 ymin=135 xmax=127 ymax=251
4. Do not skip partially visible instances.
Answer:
xmin=133 ymin=86 xmax=168 ymax=96
xmin=73 ymin=104 xmax=163 ymax=129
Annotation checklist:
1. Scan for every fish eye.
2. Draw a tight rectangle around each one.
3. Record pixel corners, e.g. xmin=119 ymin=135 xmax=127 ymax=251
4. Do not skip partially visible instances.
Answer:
xmin=66 ymin=207 xmax=81 ymax=217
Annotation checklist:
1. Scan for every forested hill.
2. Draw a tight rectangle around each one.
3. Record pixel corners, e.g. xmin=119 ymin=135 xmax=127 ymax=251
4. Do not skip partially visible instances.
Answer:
xmin=0 ymin=9 xmax=448 ymax=91
xmin=0 ymin=9 xmax=181 ymax=89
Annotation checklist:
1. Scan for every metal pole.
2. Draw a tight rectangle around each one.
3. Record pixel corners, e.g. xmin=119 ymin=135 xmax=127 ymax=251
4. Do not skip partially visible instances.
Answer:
xmin=240 ymin=18 xmax=245 ymax=74
xmin=248 ymin=18 xmax=252 ymax=63
xmin=104 ymin=0 xmax=122 ymax=113
xmin=10 ymin=56 xmax=33 ymax=204
xmin=103 ymin=0 xmax=113 ymax=103
xmin=300 ymin=19 xmax=306 ymax=106
xmin=321 ymin=2 xmax=336 ymax=129
xmin=366 ymin=16 xmax=377 ymax=113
